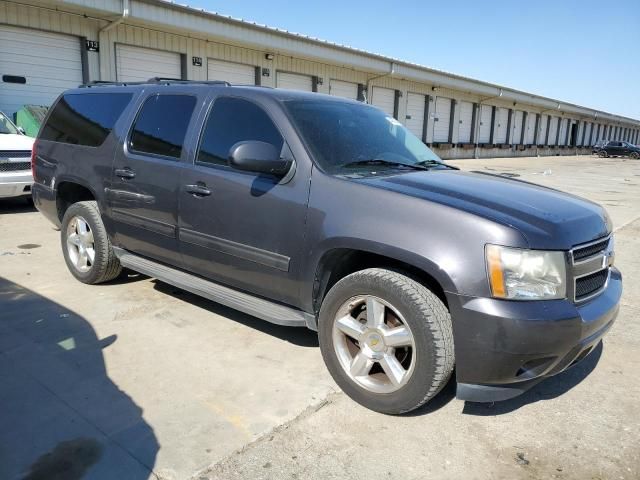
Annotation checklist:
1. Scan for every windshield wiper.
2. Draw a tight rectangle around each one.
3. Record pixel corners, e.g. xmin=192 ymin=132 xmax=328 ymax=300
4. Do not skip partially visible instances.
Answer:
xmin=416 ymin=159 xmax=458 ymax=170
xmin=341 ymin=159 xmax=429 ymax=171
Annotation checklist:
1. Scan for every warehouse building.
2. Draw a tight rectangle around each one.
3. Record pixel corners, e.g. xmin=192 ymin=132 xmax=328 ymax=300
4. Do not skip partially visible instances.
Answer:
xmin=1 ymin=0 xmax=639 ymax=159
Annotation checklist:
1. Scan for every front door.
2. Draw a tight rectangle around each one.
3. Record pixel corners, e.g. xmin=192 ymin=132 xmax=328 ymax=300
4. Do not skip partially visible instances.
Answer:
xmin=108 ymin=91 xmax=202 ymax=267
xmin=179 ymin=94 xmax=311 ymax=307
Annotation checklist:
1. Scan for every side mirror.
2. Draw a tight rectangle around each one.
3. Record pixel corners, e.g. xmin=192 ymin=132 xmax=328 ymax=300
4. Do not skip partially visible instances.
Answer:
xmin=228 ymin=141 xmax=291 ymax=176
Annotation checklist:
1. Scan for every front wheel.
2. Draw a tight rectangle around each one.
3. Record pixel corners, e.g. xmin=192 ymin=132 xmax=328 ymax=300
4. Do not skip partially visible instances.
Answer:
xmin=630 ymin=151 xmax=639 ymax=159
xmin=318 ymin=268 xmax=454 ymax=414
xmin=598 ymin=150 xmax=608 ymax=158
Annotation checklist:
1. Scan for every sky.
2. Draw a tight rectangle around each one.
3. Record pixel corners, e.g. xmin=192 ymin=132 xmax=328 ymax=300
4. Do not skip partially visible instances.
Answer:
xmin=185 ymin=0 xmax=640 ymax=119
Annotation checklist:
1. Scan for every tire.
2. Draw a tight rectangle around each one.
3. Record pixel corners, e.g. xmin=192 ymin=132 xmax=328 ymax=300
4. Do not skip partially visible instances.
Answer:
xmin=598 ymin=150 xmax=608 ymax=158
xmin=318 ymin=268 xmax=454 ymax=414
xmin=630 ymin=152 xmax=639 ymax=159
xmin=61 ymin=200 xmax=122 ymax=284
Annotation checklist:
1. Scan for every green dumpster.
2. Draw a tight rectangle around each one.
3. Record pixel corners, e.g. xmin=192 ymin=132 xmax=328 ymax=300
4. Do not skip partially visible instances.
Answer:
xmin=15 ymin=105 xmax=49 ymax=137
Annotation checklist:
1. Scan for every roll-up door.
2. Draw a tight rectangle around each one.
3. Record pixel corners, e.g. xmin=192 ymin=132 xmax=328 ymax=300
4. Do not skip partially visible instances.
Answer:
xmin=512 ymin=111 xmax=523 ymax=144
xmin=538 ymin=115 xmax=549 ymax=144
xmin=405 ymin=93 xmax=426 ymax=139
xmin=276 ymin=72 xmax=313 ymax=91
xmin=370 ymin=86 xmax=395 ymax=117
xmin=525 ymin=113 xmax=537 ymax=144
xmin=478 ymin=105 xmax=493 ymax=143
xmin=0 ymin=25 xmax=83 ymax=117
xmin=208 ymin=59 xmax=255 ymax=84
xmin=548 ymin=116 xmax=558 ymax=145
xmin=494 ymin=107 xmax=508 ymax=144
xmin=558 ymin=118 xmax=567 ymax=145
xmin=329 ymin=80 xmax=358 ymax=99
xmin=458 ymin=101 xmax=473 ymax=143
xmin=116 ymin=45 xmax=181 ymax=82
xmin=583 ymin=122 xmax=592 ymax=146
xmin=433 ymin=97 xmax=452 ymax=142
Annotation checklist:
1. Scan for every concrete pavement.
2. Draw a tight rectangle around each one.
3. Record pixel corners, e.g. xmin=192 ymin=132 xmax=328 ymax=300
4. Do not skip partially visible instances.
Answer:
xmin=0 ymin=155 xmax=638 ymax=480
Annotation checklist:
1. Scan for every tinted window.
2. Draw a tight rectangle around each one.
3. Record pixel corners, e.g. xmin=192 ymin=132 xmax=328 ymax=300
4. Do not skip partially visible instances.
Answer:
xmin=40 ymin=93 xmax=133 ymax=146
xmin=197 ymin=97 xmax=283 ymax=166
xmin=284 ymin=100 xmax=442 ymax=174
xmin=130 ymin=94 xmax=197 ymax=159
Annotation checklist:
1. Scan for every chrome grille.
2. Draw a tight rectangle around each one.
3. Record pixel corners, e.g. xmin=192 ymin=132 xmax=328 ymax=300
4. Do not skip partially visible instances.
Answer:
xmin=572 ymin=239 xmax=609 ymax=262
xmin=571 ymin=235 xmax=613 ymax=302
xmin=575 ymin=270 xmax=609 ymax=300
xmin=0 ymin=150 xmax=31 ymax=159
xmin=0 ymin=162 xmax=31 ymax=172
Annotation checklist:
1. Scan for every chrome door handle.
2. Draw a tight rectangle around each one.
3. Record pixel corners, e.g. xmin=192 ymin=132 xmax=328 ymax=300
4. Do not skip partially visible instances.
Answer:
xmin=115 ymin=168 xmax=136 ymax=179
xmin=184 ymin=184 xmax=211 ymax=197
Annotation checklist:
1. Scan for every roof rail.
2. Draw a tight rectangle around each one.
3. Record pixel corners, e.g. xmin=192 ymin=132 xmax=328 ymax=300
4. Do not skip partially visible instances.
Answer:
xmin=79 ymin=78 xmax=231 ymax=88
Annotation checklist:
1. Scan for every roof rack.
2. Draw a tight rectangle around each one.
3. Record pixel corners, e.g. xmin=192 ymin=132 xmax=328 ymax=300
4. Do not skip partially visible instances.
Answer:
xmin=79 ymin=77 xmax=231 ymax=88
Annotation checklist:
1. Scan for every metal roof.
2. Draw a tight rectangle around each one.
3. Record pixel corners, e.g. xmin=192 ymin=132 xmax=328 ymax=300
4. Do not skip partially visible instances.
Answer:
xmin=61 ymin=0 xmax=640 ymax=125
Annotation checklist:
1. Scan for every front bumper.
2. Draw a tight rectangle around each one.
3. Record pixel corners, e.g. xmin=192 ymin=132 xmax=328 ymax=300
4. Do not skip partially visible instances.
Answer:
xmin=449 ymin=267 xmax=622 ymax=402
xmin=0 ymin=171 xmax=32 ymax=198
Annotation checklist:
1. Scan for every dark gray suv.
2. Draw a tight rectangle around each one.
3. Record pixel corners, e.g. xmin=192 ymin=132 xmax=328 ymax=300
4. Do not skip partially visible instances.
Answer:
xmin=32 ymin=80 xmax=621 ymax=414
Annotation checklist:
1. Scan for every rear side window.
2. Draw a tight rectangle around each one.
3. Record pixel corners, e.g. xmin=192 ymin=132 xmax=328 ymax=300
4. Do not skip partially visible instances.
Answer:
xmin=40 ymin=93 xmax=133 ymax=147
xmin=129 ymin=94 xmax=197 ymax=159
xmin=197 ymin=97 xmax=283 ymax=166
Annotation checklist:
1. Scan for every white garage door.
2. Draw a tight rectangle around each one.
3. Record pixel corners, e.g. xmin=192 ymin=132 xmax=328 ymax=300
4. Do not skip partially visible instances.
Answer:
xmin=405 ymin=93 xmax=426 ymax=139
xmin=538 ymin=114 xmax=549 ymax=144
xmin=458 ymin=101 xmax=473 ymax=143
xmin=512 ymin=110 xmax=523 ymax=144
xmin=558 ymin=118 xmax=567 ymax=145
xmin=548 ymin=116 xmax=558 ymax=145
xmin=329 ymin=80 xmax=358 ymax=100
xmin=208 ymin=59 xmax=255 ymax=84
xmin=116 ymin=45 xmax=181 ymax=82
xmin=584 ymin=122 xmax=592 ymax=145
xmin=525 ymin=113 xmax=537 ymax=144
xmin=371 ymin=87 xmax=395 ymax=117
xmin=433 ymin=97 xmax=452 ymax=142
xmin=478 ymin=105 xmax=493 ymax=143
xmin=0 ymin=25 xmax=82 ymax=117
xmin=277 ymin=72 xmax=313 ymax=91
xmin=494 ymin=107 xmax=508 ymax=144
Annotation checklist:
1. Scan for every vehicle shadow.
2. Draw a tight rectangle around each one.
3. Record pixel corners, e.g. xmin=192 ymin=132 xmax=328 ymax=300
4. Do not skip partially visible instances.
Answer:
xmin=0 ymin=276 xmax=158 ymax=480
xmin=152 ymin=280 xmax=319 ymax=348
xmin=0 ymin=196 xmax=36 ymax=214
xmin=462 ymin=341 xmax=603 ymax=416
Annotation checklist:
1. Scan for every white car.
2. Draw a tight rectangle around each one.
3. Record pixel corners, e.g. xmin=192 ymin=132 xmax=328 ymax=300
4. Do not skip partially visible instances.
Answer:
xmin=0 ymin=111 xmax=34 ymax=199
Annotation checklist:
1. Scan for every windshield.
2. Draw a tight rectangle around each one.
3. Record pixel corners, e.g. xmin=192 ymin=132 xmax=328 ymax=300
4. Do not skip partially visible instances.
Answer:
xmin=284 ymin=100 xmax=444 ymax=174
xmin=0 ymin=112 xmax=20 ymax=135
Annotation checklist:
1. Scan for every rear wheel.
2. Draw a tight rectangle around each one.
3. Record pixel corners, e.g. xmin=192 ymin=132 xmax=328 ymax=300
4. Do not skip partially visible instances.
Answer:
xmin=61 ymin=201 xmax=122 ymax=284
xmin=318 ymin=268 xmax=454 ymax=414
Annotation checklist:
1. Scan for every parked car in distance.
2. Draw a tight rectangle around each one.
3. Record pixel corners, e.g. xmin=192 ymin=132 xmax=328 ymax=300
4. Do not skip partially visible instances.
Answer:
xmin=0 ymin=111 xmax=34 ymax=199
xmin=32 ymin=80 xmax=621 ymax=414
xmin=594 ymin=140 xmax=640 ymax=158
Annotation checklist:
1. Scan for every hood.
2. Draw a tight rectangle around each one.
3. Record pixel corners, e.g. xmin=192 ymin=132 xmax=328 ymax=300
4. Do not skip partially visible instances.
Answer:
xmin=0 ymin=134 xmax=34 ymax=151
xmin=356 ymin=170 xmax=610 ymax=250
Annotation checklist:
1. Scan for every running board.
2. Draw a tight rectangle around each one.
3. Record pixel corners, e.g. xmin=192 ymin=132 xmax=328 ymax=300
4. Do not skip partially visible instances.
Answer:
xmin=114 ymin=248 xmax=316 ymax=330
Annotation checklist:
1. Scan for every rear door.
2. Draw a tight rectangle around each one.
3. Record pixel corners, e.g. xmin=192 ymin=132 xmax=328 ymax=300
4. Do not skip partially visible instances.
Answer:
xmin=108 ymin=90 xmax=203 ymax=267
xmin=178 ymin=94 xmax=310 ymax=306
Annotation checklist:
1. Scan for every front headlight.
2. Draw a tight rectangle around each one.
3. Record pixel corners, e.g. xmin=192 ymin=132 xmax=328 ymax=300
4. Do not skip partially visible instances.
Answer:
xmin=486 ymin=244 xmax=567 ymax=300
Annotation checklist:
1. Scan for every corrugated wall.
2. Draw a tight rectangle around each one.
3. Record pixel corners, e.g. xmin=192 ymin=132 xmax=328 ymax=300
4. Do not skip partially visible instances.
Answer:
xmin=2 ymin=1 xmax=638 ymax=158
